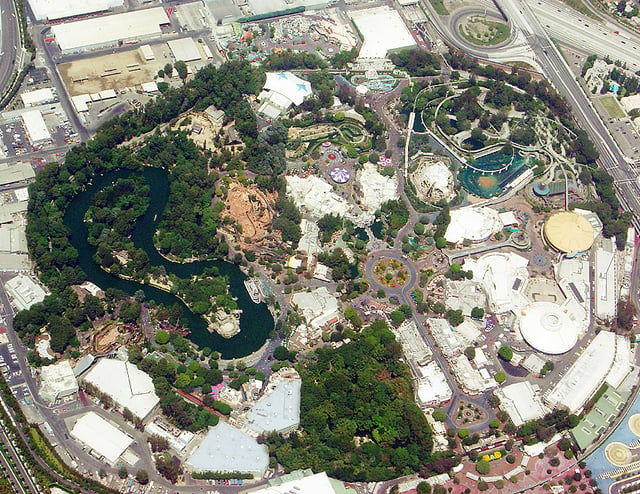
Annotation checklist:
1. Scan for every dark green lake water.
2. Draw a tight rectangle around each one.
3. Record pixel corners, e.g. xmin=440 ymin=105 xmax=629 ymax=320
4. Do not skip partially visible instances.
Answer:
xmin=64 ymin=167 xmax=273 ymax=358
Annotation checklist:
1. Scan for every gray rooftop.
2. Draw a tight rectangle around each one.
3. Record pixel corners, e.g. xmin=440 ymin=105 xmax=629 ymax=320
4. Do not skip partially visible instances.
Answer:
xmin=246 ymin=379 xmax=301 ymax=435
xmin=186 ymin=421 xmax=268 ymax=475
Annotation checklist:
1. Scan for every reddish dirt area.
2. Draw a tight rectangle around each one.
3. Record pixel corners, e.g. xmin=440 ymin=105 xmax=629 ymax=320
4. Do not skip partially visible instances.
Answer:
xmin=223 ymin=181 xmax=276 ymax=247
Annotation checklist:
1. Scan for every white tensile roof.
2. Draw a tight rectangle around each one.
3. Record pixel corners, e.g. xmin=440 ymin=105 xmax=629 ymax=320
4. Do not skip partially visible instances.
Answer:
xmin=51 ymin=7 xmax=168 ymax=52
xmin=518 ymin=301 xmax=579 ymax=354
xmin=83 ymin=358 xmax=159 ymax=419
xmin=27 ymin=0 xmax=123 ymax=20
xmin=262 ymin=72 xmax=312 ymax=107
xmin=71 ymin=412 xmax=133 ymax=464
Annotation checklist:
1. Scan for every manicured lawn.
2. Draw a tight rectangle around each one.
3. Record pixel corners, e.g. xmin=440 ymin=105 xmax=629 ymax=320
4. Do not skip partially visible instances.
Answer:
xmin=600 ymin=95 xmax=626 ymax=119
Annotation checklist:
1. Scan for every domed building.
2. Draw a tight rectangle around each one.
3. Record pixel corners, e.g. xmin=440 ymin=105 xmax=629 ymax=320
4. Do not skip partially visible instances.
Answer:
xmin=543 ymin=211 xmax=595 ymax=254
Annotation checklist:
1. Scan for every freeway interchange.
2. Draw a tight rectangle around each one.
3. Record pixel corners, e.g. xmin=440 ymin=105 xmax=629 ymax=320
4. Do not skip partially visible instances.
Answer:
xmin=422 ymin=0 xmax=640 ymax=230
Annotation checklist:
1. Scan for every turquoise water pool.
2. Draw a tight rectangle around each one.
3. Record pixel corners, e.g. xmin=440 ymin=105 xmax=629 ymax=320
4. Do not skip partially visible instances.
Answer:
xmin=458 ymin=151 xmax=530 ymax=198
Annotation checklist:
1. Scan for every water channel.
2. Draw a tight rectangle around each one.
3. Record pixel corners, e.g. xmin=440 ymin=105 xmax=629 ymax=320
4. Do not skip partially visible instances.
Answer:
xmin=64 ymin=167 xmax=273 ymax=358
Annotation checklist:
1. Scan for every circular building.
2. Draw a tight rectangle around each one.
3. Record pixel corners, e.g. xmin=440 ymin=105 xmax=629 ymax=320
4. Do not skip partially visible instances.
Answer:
xmin=329 ymin=167 xmax=350 ymax=184
xmin=533 ymin=182 xmax=550 ymax=196
xmin=519 ymin=301 xmax=579 ymax=354
xmin=543 ymin=211 xmax=595 ymax=254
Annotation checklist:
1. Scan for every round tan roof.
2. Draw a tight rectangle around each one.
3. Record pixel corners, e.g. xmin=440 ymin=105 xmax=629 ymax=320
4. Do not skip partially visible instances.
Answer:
xmin=544 ymin=211 xmax=595 ymax=254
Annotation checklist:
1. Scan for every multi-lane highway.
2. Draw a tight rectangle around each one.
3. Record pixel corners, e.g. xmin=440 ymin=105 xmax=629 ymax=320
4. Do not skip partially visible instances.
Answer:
xmin=531 ymin=0 xmax=640 ymax=71
xmin=0 ymin=0 xmax=21 ymax=101
xmin=493 ymin=0 xmax=640 ymax=230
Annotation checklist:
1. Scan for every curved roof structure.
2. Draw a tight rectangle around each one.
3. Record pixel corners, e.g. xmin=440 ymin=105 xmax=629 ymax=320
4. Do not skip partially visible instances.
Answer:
xmin=445 ymin=206 xmax=502 ymax=244
xmin=262 ymin=72 xmax=312 ymax=106
xmin=544 ymin=211 xmax=595 ymax=254
xmin=519 ymin=301 xmax=579 ymax=354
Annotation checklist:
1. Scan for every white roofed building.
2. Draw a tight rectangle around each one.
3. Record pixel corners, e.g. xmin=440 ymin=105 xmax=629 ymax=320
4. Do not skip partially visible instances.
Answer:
xmin=444 ymin=206 xmax=503 ymax=245
xmin=168 ymin=38 xmax=202 ymax=62
xmin=594 ymin=237 xmax=617 ymax=320
xmin=27 ymin=0 xmax=124 ymax=21
xmin=544 ymin=331 xmax=633 ymax=413
xmin=82 ymin=358 xmax=159 ymax=420
xmin=415 ymin=361 xmax=452 ymax=406
xmin=496 ymin=382 xmax=547 ymax=427
xmin=291 ymin=287 xmax=340 ymax=331
xmin=463 ymin=252 xmax=530 ymax=314
xmin=258 ymin=72 xmax=312 ymax=118
xmin=517 ymin=301 xmax=580 ymax=355
xmin=350 ymin=6 xmax=416 ymax=59
xmin=186 ymin=421 xmax=269 ymax=475
xmin=249 ymin=471 xmax=341 ymax=494
xmin=39 ymin=360 xmax=78 ymax=403
xmin=21 ymin=88 xmax=57 ymax=107
xmin=5 ymin=274 xmax=47 ymax=312
xmin=245 ymin=369 xmax=301 ymax=436
xmin=70 ymin=412 xmax=133 ymax=465
xmin=51 ymin=7 xmax=169 ymax=54
xmin=21 ymin=110 xmax=51 ymax=145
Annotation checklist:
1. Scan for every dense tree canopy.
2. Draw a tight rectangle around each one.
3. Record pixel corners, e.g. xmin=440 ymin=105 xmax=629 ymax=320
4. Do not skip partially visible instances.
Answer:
xmin=267 ymin=320 xmax=437 ymax=481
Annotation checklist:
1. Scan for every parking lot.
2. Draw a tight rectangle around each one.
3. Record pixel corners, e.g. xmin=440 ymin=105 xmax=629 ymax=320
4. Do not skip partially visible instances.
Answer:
xmin=0 ymin=122 xmax=32 ymax=157
xmin=0 ymin=341 xmax=25 ymax=388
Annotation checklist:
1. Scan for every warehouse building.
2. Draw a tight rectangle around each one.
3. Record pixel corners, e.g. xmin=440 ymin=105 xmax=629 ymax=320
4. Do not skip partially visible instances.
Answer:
xmin=168 ymin=38 xmax=202 ymax=62
xmin=496 ymin=382 xmax=547 ymax=427
xmin=544 ymin=331 xmax=632 ymax=413
xmin=245 ymin=369 xmax=301 ymax=436
xmin=21 ymin=110 xmax=51 ymax=145
xmin=27 ymin=0 xmax=124 ymax=21
xmin=70 ymin=412 xmax=133 ymax=465
xmin=82 ymin=358 xmax=159 ymax=420
xmin=39 ymin=360 xmax=78 ymax=403
xmin=21 ymin=87 xmax=57 ymax=108
xmin=246 ymin=471 xmax=346 ymax=494
xmin=186 ymin=421 xmax=269 ymax=476
xmin=51 ymin=7 xmax=170 ymax=54
xmin=350 ymin=6 xmax=416 ymax=59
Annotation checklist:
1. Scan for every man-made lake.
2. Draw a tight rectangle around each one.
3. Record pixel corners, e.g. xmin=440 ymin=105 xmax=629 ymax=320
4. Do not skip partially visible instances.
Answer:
xmin=64 ymin=167 xmax=273 ymax=358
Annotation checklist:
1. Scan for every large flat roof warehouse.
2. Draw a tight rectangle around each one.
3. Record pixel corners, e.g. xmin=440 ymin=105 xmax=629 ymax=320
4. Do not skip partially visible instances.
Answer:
xmin=245 ymin=375 xmax=301 ymax=435
xmin=497 ymin=382 xmax=547 ymax=427
xmin=167 ymin=38 xmax=202 ymax=62
xmin=350 ymin=6 xmax=416 ymax=59
xmin=51 ymin=7 xmax=170 ymax=53
xmin=27 ymin=0 xmax=124 ymax=21
xmin=21 ymin=110 xmax=51 ymax=144
xmin=544 ymin=331 xmax=632 ymax=413
xmin=0 ymin=162 xmax=35 ymax=187
xmin=186 ymin=421 xmax=269 ymax=475
xmin=82 ymin=358 xmax=159 ymax=420
xmin=70 ymin=412 xmax=133 ymax=464
xmin=248 ymin=471 xmax=341 ymax=494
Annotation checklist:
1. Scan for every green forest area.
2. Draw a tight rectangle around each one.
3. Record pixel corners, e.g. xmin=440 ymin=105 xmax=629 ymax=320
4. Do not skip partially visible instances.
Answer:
xmin=266 ymin=320 xmax=457 ymax=481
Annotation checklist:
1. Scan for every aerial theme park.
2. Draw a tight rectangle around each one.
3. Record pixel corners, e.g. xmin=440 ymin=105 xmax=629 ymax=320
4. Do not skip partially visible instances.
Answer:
xmin=0 ymin=0 xmax=639 ymax=493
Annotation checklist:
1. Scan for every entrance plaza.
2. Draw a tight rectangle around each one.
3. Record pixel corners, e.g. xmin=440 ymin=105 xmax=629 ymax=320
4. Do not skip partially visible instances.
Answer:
xmin=585 ymin=388 xmax=640 ymax=492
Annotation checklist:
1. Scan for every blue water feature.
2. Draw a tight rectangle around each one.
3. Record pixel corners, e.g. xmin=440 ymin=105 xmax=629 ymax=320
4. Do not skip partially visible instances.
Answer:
xmin=458 ymin=151 xmax=530 ymax=198
xmin=585 ymin=391 xmax=640 ymax=493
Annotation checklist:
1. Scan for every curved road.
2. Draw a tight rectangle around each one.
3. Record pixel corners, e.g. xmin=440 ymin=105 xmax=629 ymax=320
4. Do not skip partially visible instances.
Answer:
xmin=0 ymin=0 xmax=21 ymax=101
xmin=364 ymin=251 xmax=495 ymax=432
